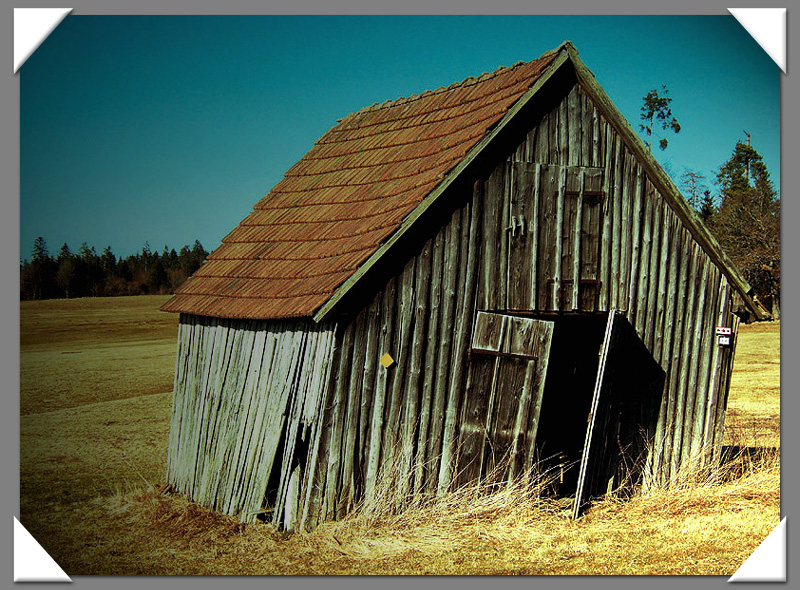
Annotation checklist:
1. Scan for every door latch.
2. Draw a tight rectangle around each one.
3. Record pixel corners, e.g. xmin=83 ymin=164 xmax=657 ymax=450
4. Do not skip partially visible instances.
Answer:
xmin=507 ymin=214 xmax=526 ymax=237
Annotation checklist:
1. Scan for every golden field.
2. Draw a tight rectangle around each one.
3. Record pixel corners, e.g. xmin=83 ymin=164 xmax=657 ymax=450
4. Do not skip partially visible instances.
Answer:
xmin=19 ymin=295 xmax=780 ymax=575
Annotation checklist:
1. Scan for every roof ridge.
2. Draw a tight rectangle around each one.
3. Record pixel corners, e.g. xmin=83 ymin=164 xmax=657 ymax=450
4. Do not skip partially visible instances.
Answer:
xmin=352 ymin=46 xmax=559 ymax=115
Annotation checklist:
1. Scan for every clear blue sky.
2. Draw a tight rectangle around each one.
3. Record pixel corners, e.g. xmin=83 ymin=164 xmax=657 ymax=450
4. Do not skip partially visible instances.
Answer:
xmin=20 ymin=15 xmax=780 ymax=260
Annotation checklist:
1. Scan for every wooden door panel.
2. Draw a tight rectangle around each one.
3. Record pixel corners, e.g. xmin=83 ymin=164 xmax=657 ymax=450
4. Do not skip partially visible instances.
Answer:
xmin=486 ymin=356 xmax=531 ymax=479
xmin=456 ymin=313 xmax=554 ymax=487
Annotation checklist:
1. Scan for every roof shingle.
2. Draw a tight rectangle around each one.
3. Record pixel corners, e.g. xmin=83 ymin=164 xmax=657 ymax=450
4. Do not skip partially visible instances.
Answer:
xmin=162 ymin=49 xmax=559 ymax=319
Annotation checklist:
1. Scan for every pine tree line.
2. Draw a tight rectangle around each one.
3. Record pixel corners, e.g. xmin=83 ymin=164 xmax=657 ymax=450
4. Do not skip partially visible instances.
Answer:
xmin=679 ymin=141 xmax=780 ymax=316
xmin=20 ymin=239 xmax=208 ymax=300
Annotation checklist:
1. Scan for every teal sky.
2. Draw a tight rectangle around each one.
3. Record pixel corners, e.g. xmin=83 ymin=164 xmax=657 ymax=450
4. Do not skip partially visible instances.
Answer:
xmin=20 ymin=15 xmax=781 ymax=259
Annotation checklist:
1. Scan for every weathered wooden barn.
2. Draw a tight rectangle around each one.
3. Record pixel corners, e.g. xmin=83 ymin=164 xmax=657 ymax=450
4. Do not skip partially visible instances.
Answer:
xmin=161 ymin=42 xmax=768 ymax=529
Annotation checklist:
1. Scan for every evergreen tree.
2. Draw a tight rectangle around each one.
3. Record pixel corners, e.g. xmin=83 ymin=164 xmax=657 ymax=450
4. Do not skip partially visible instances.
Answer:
xmin=699 ymin=189 xmax=716 ymax=224
xmin=24 ymin=237 xmax=55 ymax=299
xmin=712 ymin=141 xmax=780 ymax=309
xmin=55 ymin=243 xmax=77 ymax=298
xmin=147 ymin=257 xmax=168 ymax=293
xmin=32 ymin=237 xmax=50 ymax=262
xmin=101 ymin=246 xmax=117 ymax=275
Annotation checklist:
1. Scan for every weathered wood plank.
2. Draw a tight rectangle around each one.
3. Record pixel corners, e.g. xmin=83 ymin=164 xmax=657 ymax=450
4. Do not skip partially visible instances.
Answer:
xmin=456 ymin=353 xmax=498 ymax=487
xmin=534 ymin=112 xmax=549 ymax=163
xmin=610 ymin=137 xmax=624 ymax=309
xmin=339 ymin=307 xmax=368 ymax=515
xmin=530 ymin=164 xmax=541 ymax=309
xmin=567 ymin=84 xmax=581 ymax=167
xmin=571 ymin=168 xmax=585 ymax=309
xmin=547 ymin=97 xmax=566 ymax=165
xmin=643 ymin=189 xmax=663 ymax=351
xmin=426 ymin=209 xmax=461 ymax=490
xmin=621 ymin=157 xmax=640 ymax=315
xmin=300 ymin=327 xmax=343 ymax=530
xmin=599 ymin=125 xmax=614 ymax=310
xmin=233 ymin=326 xmax=277 ymax=517
xmin=690 ymin=265 xmax=722 ymax=462
xmin=400 ymin=238 xmax=432 ymax=502
xmin=647 ymin=209 xmax=675 ymax=482
xmin=523 ymin=321 xmax=554 ymax=474
xmin=633 ymin=175 xmax=653 ymax=338
xmin=439 ymin=202 xmax=478 ymax=496
xmin=323 ymin=320 xmax=356 ymax=519
xmin=558 ymin=88 xmax=569 ymax=165
xmin=507 ymin=162 xmax=538 ymax=310
xmin=580 ymin=168 xmax=603 ymax=310
xmin=711 ymin=278 xmax=734 ymax=459
xmin=663 ymin=229 xmax=691 ymax=481
xmin=480 ymin=165 xmax=505 ymax=310
xmin=382 ymin=254 xmax=417 ymax=501
xmin=713 ymin=297 xmax=739 ymax=460
xmin=671 ymin=236 xmax=700 ymax=474
xmin=364 ymin=275 xmax=398 ymax=502
xmin=701 ymin=276 xmax=728 ymax=463
xmin=590 ymin=94 xmax=600 ymax=167
xmin=553 ymin=165 xmax=566 ymax=310
xmin=680 ymin=256 xmax=710 ymax=468
xmin=415 ymin=229 xmax=445 ymax=495
xmin=358 ymin=297 xmax=381 ymax=479
xmin=538 ymin=164 xmax=558 ymax=310
xmin=486 ymin=356 xmax=529 ymax=479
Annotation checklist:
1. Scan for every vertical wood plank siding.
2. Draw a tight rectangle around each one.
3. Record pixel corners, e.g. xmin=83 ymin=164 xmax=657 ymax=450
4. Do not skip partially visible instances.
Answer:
xmin=313 ymin=80 xmax=739 ymax=510
xmin=167 ymin=316 xmax=337 ymax=524
xmin=167 ymin=78 xmax=741 ymax=529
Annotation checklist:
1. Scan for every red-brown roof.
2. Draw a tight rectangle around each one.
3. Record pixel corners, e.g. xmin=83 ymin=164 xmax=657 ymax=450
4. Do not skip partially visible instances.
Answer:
xmin=161 ymin=48 xmax=559 ymax=319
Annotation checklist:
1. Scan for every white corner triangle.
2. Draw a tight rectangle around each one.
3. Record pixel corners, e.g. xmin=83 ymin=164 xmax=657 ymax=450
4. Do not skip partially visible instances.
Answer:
xmin=728 ymin=517 xmax=786 ymax=582
xmin=13 ymin=517 xmax=72 ymax=582
xmin=14 ymin=8 xmax=73 ymax=73
xmin=728 ymin=8 xmax=787 ymax=73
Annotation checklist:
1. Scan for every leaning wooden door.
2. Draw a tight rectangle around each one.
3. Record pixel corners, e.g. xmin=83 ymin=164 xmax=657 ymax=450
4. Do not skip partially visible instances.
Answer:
xmin=456 ymin=312 xmax=554 ymax=487
xmin=572 ymin=310 xmax=666 ymax=518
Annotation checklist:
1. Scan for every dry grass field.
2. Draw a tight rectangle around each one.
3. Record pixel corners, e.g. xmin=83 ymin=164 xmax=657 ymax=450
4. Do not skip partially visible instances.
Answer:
xmin=19 ymin=295 xmax=780 ymax=575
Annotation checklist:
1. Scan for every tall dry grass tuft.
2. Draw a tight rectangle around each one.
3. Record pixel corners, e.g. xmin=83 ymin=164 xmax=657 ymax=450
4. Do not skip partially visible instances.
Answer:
xmin=298 ymin=452 xmax=568 ymax=559
xmin=622 ymin=443 xmax=781 ymax=523
xmin=639 ymin=440 xmax=780 ymax=494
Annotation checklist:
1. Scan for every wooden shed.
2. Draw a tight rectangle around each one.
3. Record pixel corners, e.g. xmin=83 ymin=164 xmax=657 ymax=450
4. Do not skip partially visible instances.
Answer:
xmin=161 ymin=42 xmax=767 ymax=529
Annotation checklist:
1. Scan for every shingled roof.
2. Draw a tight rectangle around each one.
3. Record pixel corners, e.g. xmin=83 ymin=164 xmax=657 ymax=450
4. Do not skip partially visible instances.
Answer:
xmin=162 ymin=43 xmax=766 ymax=322
xmin=161 ymin=48 xmax=559 ymax=319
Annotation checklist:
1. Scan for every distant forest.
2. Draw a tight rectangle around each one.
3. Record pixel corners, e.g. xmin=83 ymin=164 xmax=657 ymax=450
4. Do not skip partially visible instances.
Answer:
xmin=20 ymin=238 xmax=209 ymax=300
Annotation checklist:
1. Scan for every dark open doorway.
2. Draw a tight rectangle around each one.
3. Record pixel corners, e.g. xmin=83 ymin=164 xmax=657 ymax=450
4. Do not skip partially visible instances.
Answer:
xmin=531 ymin=314 xmax=609 ymax=495
xmin=522 ymin=311 xmax=666 ymax=510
